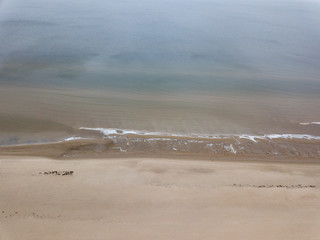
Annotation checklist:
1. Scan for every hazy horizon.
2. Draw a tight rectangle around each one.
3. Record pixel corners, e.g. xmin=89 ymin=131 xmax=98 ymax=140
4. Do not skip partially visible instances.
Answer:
xmin=0 ymin=0 xmax=320 ymax=93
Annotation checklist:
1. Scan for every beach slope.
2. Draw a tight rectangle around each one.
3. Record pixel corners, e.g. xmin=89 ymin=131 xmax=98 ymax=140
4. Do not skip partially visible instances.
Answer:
xmin=1 ymin=156 xmax=320 ymax=240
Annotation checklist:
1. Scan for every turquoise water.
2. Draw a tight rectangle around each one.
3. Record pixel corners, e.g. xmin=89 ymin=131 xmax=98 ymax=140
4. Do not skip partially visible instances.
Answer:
xmin=0 ymin=0 xmax=320 ymax=145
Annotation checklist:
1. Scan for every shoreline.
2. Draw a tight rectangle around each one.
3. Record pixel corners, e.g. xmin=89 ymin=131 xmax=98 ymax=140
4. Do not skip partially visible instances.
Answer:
xmin=1 ymin=136 xmax=319 ymax=163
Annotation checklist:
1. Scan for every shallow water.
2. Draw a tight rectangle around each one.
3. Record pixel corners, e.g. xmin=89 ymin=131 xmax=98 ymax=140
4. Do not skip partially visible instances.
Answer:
xmin=1 ymin=87 xmax=319 ymax=146
xmin=0 ymin=0 xmax=320 ymax=146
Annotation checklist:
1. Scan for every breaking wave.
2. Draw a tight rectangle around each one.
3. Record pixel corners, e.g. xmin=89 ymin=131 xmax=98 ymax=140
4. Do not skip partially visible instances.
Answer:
xmin=79 ymin=127 xmax=320 ymax=141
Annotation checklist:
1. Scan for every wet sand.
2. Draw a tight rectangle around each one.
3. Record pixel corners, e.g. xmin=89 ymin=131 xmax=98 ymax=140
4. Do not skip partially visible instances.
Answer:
xmin=1 ymin=156 xmax=320 ymax=240
xmin=1 ymin=137 xmax=320 ymax=162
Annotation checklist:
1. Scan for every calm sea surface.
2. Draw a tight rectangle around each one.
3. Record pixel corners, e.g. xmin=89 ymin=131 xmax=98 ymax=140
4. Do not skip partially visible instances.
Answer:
xmin=0 ymin=0 xmax=320 ymax=145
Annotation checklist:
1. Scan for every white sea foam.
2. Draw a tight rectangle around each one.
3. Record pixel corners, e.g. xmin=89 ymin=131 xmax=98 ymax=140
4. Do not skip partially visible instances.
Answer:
xmin=264 ymin=134 xmax=320 ymax=140
xmin=112 ymin=147 xmax=127 ymax=152
xmin=299 ymin=122 xmax=320 ymax=125
xmin=239 ymin=134 xmax=320 ymax=141
xmin=79 ymin=127 xmax=320 ymax=142
xmin=79 ymin=127 xmax=185 ymax=138
xmin=224 ymin=144 xmax=237 ymax=154
xmin=146 ymin=138 xmax=173 ymax=141
xmin=79 ymin=127 xmax=236 ymax=139
xmin=80 ymin=127 xmax=144 ymax=136
xmin=238 ymin=135 xmax=260 ymax=142
xmin=63 ymin=137 xmax=92 ymax=142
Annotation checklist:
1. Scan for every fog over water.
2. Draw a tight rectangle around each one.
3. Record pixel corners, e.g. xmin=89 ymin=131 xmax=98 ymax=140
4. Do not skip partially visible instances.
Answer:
xmin=0 ymin=0 xmax=320 ymax=144
xmin=1 ymin=0 xmax=320 ymax=91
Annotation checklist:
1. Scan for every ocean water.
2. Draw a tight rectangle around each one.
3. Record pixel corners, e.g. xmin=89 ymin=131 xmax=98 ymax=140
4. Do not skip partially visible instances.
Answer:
xmin=0 ymin=0 xmax=320 ymax=148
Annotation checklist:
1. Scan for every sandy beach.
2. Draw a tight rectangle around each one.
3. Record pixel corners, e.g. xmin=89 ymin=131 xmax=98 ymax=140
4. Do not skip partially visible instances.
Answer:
xmin=1 ymin=156 xmax=320 ymax=240
xmin=1 ymin=0 xmax=320 ymax=239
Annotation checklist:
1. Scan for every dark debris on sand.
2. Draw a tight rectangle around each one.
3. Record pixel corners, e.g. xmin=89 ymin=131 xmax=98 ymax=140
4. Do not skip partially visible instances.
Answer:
xmin=233 ymin=184 xmax=316 ymax=188
xmin=39 ymin=170 xmax=73 ymax=176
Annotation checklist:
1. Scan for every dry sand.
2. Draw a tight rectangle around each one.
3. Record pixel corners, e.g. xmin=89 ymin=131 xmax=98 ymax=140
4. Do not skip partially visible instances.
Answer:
xmin=1 ymin=156 xmax=320 ymax=240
